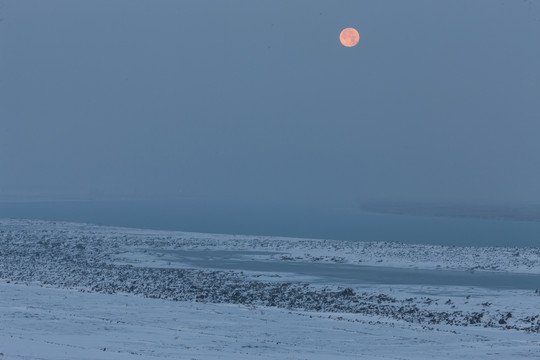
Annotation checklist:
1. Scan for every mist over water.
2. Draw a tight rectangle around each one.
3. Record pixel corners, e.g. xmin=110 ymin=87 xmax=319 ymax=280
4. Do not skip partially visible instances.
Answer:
xmin=1 ymin=200 xmax=539 ymax=248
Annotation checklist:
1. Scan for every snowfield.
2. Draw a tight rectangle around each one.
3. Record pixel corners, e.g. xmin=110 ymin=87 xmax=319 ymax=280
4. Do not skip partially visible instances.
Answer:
xmin=1 ymin=219 xmax=540 ymax=359
xmin=2 ymin=281 xmax=540 ymax=360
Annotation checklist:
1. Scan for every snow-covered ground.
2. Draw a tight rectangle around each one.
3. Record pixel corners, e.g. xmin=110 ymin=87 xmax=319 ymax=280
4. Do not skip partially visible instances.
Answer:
xmin=1 ymin=281 xmax=539 ymax=360
xmin=1 ymin=219 xmax=540 ymax=359
xmin=4 ymin=218 xmax=539 ymax=273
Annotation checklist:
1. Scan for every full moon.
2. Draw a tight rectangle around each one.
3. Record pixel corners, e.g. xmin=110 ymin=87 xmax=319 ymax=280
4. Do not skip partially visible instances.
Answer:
xmin=340 ymin=27 xmax=360 ymax=47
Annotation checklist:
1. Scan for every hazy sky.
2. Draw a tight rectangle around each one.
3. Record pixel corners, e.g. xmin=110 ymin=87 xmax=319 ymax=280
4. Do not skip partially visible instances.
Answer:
xmin=1 ymin=0 xmax=540 ymax=205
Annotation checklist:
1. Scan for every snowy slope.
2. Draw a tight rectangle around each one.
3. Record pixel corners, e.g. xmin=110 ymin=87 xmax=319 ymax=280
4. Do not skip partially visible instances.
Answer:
xmin=1 ymin=281 xmax=540 ymax=360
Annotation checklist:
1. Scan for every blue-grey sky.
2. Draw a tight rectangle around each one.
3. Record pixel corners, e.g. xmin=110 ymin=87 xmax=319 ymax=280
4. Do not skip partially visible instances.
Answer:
xmin=1 ymin=0 xmax=540 ymax=204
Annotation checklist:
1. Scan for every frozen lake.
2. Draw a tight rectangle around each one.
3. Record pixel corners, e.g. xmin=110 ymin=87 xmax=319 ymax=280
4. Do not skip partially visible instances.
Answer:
xmin=154 ymin=249 xmax=540 ymax=290
xmin=2 ymin=200 xmax=540 ymax=247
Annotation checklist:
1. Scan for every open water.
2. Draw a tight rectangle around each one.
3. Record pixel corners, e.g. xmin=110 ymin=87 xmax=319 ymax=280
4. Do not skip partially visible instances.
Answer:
xmin=1 ymin=200 xmax=540 ymax=248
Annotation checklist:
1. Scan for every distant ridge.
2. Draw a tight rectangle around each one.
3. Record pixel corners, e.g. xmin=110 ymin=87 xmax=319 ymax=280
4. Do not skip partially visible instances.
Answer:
xmin=359 ymin=202 xmax=540 ymax=222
